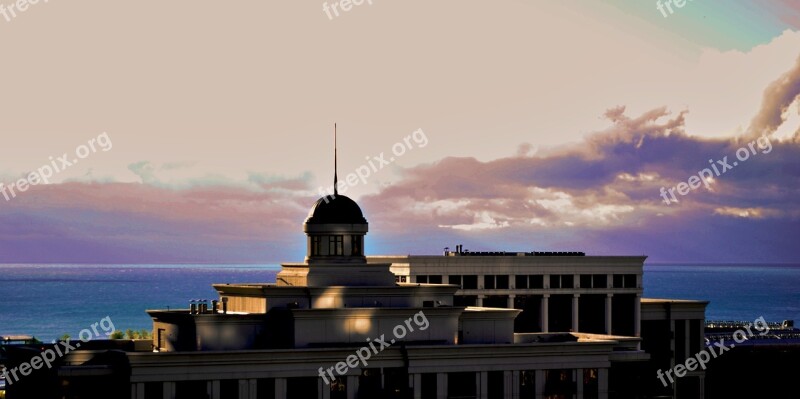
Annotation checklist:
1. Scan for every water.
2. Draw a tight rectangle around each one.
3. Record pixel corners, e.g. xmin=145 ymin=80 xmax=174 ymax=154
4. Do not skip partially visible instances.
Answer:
xmin=643 ymin=264 xmax=800 ymax=323
xmin=1 ymin=264 xmax=798 ymax=342
xmin=0 ymin=264 xmax=278 ymax=342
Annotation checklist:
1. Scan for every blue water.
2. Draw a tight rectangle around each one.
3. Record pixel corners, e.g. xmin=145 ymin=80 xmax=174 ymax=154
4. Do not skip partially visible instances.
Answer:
xmin=0 ymin=264 xmax=279 ymax=342
xmin=642 ymin=264 xmax=800 ymax=323
xmin=0 ymin=264 xmax=798 ymax=342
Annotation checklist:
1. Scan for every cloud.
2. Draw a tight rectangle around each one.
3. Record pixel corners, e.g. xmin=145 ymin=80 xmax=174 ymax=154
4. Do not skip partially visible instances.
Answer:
xmin=357 ymin=59 xmax=800 ymax=262
xmin=3 ymin=47 xmax=800 ymax=264
xmin=747 ymin=55 xmax=800 ymax=138
xmin=0 ymin=179 xmax=314 ymax=263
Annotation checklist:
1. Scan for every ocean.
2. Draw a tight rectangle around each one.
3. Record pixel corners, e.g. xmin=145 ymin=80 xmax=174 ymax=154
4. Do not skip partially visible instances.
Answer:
xmin=1 ymin=263 xmax=798 ymax=342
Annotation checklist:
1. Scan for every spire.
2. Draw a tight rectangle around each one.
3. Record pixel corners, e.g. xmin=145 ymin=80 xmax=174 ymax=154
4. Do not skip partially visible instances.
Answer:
xmin=334 ymin=123 xmax=338 ymax=196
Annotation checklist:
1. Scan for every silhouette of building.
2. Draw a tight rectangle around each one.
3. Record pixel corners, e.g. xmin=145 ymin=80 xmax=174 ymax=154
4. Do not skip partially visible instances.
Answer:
xmin=0 ymin=192 xmax=713 ymax=399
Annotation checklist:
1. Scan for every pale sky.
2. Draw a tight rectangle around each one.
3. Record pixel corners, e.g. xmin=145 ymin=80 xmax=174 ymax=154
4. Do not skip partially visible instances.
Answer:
xmin=1 ymin=1 xmax=799 ymax=263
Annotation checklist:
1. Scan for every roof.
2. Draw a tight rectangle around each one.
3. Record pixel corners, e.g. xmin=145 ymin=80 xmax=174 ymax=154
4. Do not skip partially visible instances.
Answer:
xmin=305 ymin=195 xmax=367 ymax=225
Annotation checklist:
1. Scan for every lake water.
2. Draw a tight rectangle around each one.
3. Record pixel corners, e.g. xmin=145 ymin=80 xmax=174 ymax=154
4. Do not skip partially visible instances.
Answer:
xmin=1 ymin=263 xmax=797 ymax=342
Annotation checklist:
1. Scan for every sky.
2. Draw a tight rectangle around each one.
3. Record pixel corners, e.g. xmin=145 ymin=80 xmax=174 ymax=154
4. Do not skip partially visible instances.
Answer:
xmin=0 ymin=1 xmax=799 ymax=263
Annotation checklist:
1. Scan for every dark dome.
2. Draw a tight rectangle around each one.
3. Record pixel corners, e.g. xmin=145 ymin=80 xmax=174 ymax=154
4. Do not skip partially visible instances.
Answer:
xmin=305 ymin=195 xmax=367 ymax=225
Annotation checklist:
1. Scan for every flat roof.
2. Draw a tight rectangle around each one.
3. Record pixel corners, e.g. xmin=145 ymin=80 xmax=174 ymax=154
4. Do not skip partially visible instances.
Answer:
xmin=641 ymin=298 xmax=710 ymax=305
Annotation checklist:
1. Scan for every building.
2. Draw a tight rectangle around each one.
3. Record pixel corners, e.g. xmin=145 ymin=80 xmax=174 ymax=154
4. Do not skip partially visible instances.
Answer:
xmin=138 ymin=194 xmax=651 ymax=399
xmin=368 ymin=252 xmax=709 ymax=398
xmin=369 ymin=250 xmax=644 ymax=337
xmin=2 ymin=193 xmax=710 ymax=399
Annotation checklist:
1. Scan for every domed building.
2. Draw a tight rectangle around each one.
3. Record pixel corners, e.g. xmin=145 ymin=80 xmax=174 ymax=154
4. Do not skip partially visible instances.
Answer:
xmin=126 ymin=191 xmax=655 ymax=399
xmin=26 ymin=135 xmax=703 ymax=399
xmin=16 ymin=180 xmax=710 ymax=399
xmin=275 ymin=194 xmax=396 ymax=287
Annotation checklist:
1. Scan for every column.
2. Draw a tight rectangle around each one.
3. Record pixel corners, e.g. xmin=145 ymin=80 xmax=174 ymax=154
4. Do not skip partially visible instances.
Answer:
xmin=605 ymin=294 xmax=613 ymax=334
xmin=162 ymin=382 xmax=176 ymax=399
xmin=132 ymin=383 xmax=145 ymax=399
xmin=238 ymin=379 xmax=255 ymax=399
xmin=534 ymin=370 xmax=545 ymax=399
xmin=503 ymin=371 xmax=513 ymax=399
xmin=541 ymin=295 xmax=549 ymax=333
xmin=248 ymin=379 xmax=258 ymax=399
xmin=699 ymin=375 xmax=705 ymax=399
xmin=478 ymin=371 xmax=488 ymax=399
xmin=209 ymin=380 xmax=220 ymax=399
xmin=512 ymin=371 xmax=520 ymax=399
xmin=477 ymin=295 xmax=485 ymax=307
xmin=634 ymin=294 xmax=641 ymax=337
xmin=321 ymin=378 xmax=330 ymax=399
xmin=437 ymin=373 xmax=448 ymax=399
xmin=275 ymin=378 xmax=287 ymax=399
xmin=507 ymin=294 xmax=516 ymax=309
xmin=572 ymin=294 xmax=580 ymax=332
xmin=576 ymin=369 xmax=583 ymax=399
xmin=412 ymin=374 xmax=422 ymax=399
xmin=598 ymin=368 xmax=608 ymax=399
xmin=347 ymin=375 xmax=359 ymax=399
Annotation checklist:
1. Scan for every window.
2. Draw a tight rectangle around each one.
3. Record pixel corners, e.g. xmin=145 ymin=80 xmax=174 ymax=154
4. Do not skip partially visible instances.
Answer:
xmin=550 ymin=275 xmax=574 ymax=289
xmin=351 ymin=235 xmax=362 ymax=256
xmin=485 ymin=275 xmax=496 ymax=289
xmin=593 ymin=274 xmax=607 ymax=288
xmin=529 ymin=275 xmax=544 ymax=289
xmin=496 ymin=275 xmax=509 ymax=289
xmin=395 ymin=275 xmax=407 ymax=283
xmin=550 ymin=275 xmax=560 ymax=289
xmin=311 ymin=236 xmax=322 ymax=256
xmin=561 ymin=275 xmax=573 ymax=288
xmin=581 ymin=274 xmax=608 ymax=289
xmin=449 ymin=275 xmax=462 ymax=287
xmin=416 ymin=275 xmax=442 ymax=284
xmin=463 ymin=275 xmax=478 ymax=289
xmin=580 ymin=274 xmax=592 ymax=289
xmin=484 ymin=275 xmax=509 ymax=289
xmin=329 ymin=235 xmax=343 ymax=255
xmin=516 ymin=275 xmax=528 ymax=289
xmin=613 ymin=274 xmax=624 ymax=288
xmin=613 ymin=274 xmax=637 ymax=288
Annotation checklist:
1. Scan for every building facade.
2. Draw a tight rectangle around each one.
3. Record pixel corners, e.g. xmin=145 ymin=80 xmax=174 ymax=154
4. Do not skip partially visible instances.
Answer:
xmin=2 ymin=194 xmax=706 ymax=399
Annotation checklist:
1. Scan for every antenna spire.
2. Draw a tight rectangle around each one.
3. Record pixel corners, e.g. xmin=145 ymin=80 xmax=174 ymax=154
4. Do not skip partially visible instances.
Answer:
xmin=334 ymin=123 xmax=338 ymax=196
